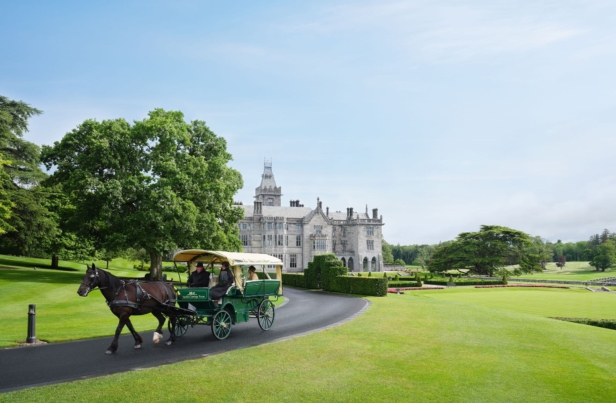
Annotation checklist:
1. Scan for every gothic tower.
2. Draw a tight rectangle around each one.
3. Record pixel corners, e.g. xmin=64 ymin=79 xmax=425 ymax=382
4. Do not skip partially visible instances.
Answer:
xmin=254 ymin=159 xmax=282 ymax=206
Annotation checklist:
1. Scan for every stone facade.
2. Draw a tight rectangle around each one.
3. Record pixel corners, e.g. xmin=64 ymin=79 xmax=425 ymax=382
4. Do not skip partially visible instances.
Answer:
xmin=237 ymin=161 xmax=384 ymax=272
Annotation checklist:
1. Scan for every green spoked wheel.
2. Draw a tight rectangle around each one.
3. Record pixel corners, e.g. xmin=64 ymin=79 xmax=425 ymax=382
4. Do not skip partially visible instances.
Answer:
xmin=169 ymin=316 xmax=189 ymax=337
xmin=212 ymin=310 xmax=232 ymax=340
xmin=257 ymin=300 xmax=275 ymax=331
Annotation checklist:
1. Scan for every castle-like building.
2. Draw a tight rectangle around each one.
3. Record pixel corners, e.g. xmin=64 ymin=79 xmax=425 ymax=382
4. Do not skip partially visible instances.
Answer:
xmin=238 ymin=161 xmax=384 ymax=272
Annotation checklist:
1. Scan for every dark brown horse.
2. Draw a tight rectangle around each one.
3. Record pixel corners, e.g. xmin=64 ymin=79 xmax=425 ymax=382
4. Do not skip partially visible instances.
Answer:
xmin=77 ymin=263 xmax=178 ymax=354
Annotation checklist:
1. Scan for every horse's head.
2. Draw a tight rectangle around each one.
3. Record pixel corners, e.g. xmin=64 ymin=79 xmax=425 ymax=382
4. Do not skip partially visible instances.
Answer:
xmin=77 ymin=263 xmax=103 ymax=297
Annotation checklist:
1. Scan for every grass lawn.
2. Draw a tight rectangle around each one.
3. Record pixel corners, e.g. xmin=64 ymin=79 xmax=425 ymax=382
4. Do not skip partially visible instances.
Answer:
xmin=0 ymin=268 xmax=161 ymax=347
xmin=2 ymin=284 xmax=616 ymax=402
xmin=508 ymin=261 xmax=614 ymax=281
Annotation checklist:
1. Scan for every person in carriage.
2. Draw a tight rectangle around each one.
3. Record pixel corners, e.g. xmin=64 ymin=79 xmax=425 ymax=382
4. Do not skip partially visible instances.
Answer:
xmin=187 ymin=262 xmax=210 ymax=287
xmin=210 ymin=261 xmax=234 ymax=303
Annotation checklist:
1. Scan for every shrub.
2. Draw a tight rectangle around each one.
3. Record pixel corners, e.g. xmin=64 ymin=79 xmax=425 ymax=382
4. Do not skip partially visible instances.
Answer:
xmin=388 ymin=281 xmax=419 ymax=288
xmin=426 ymin=280 xmax=505 ymax=286
xmin=551 ymin=318 xmax=616 ymax=331
xmin=395 ymin=274 xmax=400 ymax=281
xmin=332 ymin=276 xmax=388 ymax=296
xmin=357 ymin=272 xmax=362 ymax=277
xmin=281 ymin=273 xmax=306 ymax=288
xmin=416 ymin=273 xmax=423 ymax=287
xmin=368 ymin=271 xmax=372 ymax=277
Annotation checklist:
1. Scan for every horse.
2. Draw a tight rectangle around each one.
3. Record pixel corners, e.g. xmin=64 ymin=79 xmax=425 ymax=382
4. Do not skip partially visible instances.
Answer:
xmin=77 ymin=263 xmax=179 ymax=354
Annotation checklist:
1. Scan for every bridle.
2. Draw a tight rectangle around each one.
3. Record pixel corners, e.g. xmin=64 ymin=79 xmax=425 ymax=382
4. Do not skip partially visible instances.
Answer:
xmin=80 ymin=268 xmax=109 ymax=296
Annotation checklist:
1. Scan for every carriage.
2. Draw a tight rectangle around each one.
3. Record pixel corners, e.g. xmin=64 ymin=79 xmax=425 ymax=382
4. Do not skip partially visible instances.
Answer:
xmin=168 ymin=250 xmax=284 ymax=340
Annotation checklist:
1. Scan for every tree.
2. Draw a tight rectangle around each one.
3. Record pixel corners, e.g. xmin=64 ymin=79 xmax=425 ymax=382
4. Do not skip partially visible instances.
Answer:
xmin=42 ymin=109 xmax=244 ymax=280
xmin=382 ymin=240 xmax=394 ymax=264
xmin=0 ymin=95 xmax=45 ymax=187
xmin=428 ymin=225 xmax=535 ymax=276
xmin=556 ymin=255 xmax=566 ymax=270
xmin=589 ymin=241 xmax=616 ymax=272
xmin=394 ymin=258 xmax=405 ymax=265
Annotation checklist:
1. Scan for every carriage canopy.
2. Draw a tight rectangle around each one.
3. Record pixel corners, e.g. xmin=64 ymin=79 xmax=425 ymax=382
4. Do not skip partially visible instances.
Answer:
xmin=172 ymin=250 xmax=283 ymax=267
xmin=172 ymin=250 xmax=283 ymax=295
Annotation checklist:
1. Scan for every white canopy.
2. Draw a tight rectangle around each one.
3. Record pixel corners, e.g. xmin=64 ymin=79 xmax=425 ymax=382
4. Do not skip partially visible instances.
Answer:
xmin=172 ymin=249 xmax=283 ymax=267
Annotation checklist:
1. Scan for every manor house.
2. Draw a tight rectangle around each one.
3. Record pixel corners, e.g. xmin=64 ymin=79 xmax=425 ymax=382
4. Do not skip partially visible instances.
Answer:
xmin=238 ymin=161 xmax=384 ymax=273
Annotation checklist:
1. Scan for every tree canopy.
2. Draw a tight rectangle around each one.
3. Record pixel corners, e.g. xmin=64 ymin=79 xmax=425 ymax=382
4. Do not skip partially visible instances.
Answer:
xmin=42 ymin=109 xmax=244 ymax=279
xmin=428 ymin=225 xmax=537 ymax=276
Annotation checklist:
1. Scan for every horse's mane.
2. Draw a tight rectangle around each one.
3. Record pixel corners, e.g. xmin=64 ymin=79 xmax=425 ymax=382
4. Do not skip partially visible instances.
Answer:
xmin=99 ymin=267 xmax=123 ymax=290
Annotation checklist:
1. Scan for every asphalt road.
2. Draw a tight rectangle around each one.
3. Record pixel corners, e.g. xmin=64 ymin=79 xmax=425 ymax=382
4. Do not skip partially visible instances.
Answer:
xmin=0 ymin=287 xmax=368 ymax=393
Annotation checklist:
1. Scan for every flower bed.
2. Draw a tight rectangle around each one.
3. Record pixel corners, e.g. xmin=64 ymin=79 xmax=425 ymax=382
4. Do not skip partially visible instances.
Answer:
xmin=474 ymin=284 xmax=569 ymax=289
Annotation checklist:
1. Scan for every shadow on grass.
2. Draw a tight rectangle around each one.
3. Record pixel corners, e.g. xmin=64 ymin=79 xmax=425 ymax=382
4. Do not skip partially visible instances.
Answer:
xmin=0 ymin=269 xmax=84 ymax=284
xmin=0 ymin=257 xmax=79 ymax=272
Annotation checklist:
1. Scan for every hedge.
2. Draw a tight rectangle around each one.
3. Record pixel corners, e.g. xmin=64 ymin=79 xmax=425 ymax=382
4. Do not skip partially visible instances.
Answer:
xmin=388 ymin=281 xmax=419 ymax=288
xmin=425 ymin=280 xmax=505 ymax=286
xmin=278 ymin=254 xmax=387 ymax=296
xmin=281 ymin=273 xmax=306 ymax=288
xmin=330 ymin=276 xmax=388 ymax=297
xmin=551 ymin=317 xmax=616 ymax=331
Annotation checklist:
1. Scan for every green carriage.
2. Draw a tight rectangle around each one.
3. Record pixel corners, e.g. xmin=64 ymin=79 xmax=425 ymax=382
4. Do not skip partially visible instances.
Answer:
xmin=168 ymin=250 xmax=283 ymax=340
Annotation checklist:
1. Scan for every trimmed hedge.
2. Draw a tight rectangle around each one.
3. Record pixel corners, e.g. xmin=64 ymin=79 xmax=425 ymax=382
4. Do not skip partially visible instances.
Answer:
xmin=281 ymin=273 xmax=306 ymax=288
xmin=425 ymin=280 xmax=505 ymax=286
xmin=331 ymin=276 xmax=388 ymax=297
xmin=551 ymin=317 xmax=616 ymax=331
xmin=280 ymin=254 xmax=387 ymax=296
xmin=388 ymin=281 xmax=419 ymax=288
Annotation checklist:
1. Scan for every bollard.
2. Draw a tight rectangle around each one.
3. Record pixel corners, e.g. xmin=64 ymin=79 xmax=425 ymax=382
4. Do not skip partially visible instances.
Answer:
xmin=27 ymin=304 xmax=36 ymax=343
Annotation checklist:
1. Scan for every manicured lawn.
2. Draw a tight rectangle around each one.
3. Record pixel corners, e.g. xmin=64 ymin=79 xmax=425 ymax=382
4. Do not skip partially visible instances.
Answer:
xmin=509 ymin=261 xmax=614 ymax=281
xmin=2 ymin=285 xmax=616 ymax=402
xmin=0 ymin=268 xmax=159 ymax=347
xmin=416 ymin=287 xmax=616 ymax=319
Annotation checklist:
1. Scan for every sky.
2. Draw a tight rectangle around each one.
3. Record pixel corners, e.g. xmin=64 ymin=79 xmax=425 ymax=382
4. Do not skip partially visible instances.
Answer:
xmin=2 ymin=0 xmax=615 ymax=245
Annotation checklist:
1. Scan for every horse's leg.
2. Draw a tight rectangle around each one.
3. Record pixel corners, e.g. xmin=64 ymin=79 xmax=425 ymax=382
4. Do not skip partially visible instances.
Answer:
xmin=152 ymin=311 xmax=166 ymax=344
xmin=107 ymin=311 xmax=129 ymax=354
xmin=125 ymin=318 xmax=144 ymax=349
xmin=165 ymin=315 xmax=176 ymax=346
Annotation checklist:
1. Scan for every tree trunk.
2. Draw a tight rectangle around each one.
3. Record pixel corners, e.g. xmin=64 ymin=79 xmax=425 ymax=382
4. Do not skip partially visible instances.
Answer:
xmin=51 ymin=254 xmax=59 ymax=270
xmin=149 ymin=252 xmax=163 ymax=281
xmin=106 ymin=260 xmax=109 ymax=269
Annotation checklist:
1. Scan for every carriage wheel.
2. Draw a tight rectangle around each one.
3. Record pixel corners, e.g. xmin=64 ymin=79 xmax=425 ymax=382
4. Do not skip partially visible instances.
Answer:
xmin=211 ymin=310 xmax=232 ymax=340
xmin=257 ymin=300 xmax=275 ymax=331
xmin=169 ymin=316 xmax=189 ymax=338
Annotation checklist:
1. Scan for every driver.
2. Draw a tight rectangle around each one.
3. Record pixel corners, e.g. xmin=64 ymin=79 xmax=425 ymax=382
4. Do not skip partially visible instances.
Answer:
xmin=187 ymin=262 xmax=210 ymax=287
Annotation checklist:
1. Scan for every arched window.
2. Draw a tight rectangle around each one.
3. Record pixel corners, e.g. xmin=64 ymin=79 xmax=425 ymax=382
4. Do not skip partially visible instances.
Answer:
xmin=363 ymin=257 xmax=368 ymax=271
xmin=348 ymin=257 xmax=354 ymax=271
xmin=341 ymin=257 xmax=346 ymax=267
xmin=371 ymin=257 xmax=377 ymax=271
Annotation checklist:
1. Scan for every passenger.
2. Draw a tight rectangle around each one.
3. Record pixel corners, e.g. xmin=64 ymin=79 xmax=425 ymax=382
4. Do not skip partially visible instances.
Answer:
xmin=187 ymin=262 xmax=210 ymax=287
xmin=210 ymin=261 xmax=234 ymax=302
xmin=248 ymin=266 xmax=259 ymax=281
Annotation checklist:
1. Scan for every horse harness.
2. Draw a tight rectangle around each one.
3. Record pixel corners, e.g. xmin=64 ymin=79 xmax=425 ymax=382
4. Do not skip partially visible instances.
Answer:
xmin=106 ymin=279 xmax=175 ymax=313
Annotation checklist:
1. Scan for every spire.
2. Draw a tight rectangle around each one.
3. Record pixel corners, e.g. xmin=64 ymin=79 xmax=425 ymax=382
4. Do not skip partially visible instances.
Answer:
xmin=254 ymin=158 xmax=282 ymax=206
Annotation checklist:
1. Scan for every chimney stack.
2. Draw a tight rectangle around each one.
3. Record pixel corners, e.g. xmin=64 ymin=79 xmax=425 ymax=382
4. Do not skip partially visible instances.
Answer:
xmin=254 ymin=201 xmax=262 ymax=215
xmin=372 ymin=208 xmax=378 ymax=219
xmin=326 ymin=207 xmax=329 ymax=216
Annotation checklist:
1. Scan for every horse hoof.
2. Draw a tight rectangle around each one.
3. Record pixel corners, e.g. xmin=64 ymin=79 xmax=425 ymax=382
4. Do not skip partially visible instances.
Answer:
xmin=153 ymin=332 xmax=163 ymax=344
xmin=165 ymin=340 xmax=172 ymax=346
xmin=134 ymin=344 xmax=141 ymax=349
xmin=106 ymin=350 xmax=114 ymax=355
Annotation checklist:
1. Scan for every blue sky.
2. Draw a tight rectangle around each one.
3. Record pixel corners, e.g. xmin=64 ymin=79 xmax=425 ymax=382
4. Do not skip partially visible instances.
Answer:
xmin=2 ymin=0 xmax=615 ymax=245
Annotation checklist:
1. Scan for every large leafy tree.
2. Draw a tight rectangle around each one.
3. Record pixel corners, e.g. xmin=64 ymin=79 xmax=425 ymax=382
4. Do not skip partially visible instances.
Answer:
xmin=0 ymin=95 xmax=44 ymax=236
xmin=428 ymin=225 xmax=536 ymax=276
xmin=42 ymin=109 xmax=244 ymax=280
